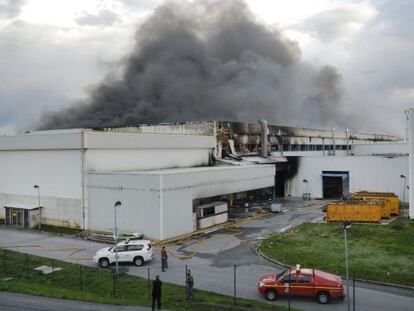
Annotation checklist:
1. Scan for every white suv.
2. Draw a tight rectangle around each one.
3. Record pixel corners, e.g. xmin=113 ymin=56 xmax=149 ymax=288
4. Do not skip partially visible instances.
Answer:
xmin=93 ymin=240 xmax=153 ymax=268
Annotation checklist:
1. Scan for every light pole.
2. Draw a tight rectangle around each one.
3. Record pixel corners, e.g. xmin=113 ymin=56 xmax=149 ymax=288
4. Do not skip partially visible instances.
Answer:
xmin=114 ymin=201 xmax=122 ymax=274
xmin=303 ymin=179 xmax=309 ymax=207
xmin=400 ymin=175 xmax=407 ymax=204
xmin=33 ymin=185 xmax=41 ymax=230
xmin=343 ymin=221 xmax=351 ymax=311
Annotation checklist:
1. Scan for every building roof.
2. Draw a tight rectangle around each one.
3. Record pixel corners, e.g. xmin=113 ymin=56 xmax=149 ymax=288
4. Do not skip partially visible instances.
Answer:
xmin=3 ymin=203 xmax=43 ymax=210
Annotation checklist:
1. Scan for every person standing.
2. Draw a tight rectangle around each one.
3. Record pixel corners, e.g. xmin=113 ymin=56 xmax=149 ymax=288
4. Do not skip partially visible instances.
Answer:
xmin=161 ymin=246 xmax=168 ymax=272
xmin=152 ymin=275 xmax=162 ymax=311
xmin=186 ymin=269 xmax=194 ymax=300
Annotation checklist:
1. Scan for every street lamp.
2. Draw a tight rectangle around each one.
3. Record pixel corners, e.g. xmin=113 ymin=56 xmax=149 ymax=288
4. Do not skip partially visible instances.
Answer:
xmin=400 ymin=175 xmax=407 ymax=204
xmin=343 ymin=221 xmax=352 ymax=311
xmin=114 ymin=201 xmax=122 ymax=274
xmin=303 ymin=179 xmax=309 ymax=207
xmin=33 ymin=185 xmax=41 ymax=230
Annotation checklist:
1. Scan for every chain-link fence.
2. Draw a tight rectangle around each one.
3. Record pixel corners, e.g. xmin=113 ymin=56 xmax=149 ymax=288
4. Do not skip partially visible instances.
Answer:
xmin=0 ymin=248 xmax=359 ymax=311
xmin=0 ymin=249 xmax=267 ymax=311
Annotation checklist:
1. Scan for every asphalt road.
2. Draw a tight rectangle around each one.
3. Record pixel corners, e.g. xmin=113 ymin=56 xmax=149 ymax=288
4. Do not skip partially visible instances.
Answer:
xmin=0 ymin=291 xmax=159 ymax=311
xmin=1 ymin=198 xmax=413 ymax=311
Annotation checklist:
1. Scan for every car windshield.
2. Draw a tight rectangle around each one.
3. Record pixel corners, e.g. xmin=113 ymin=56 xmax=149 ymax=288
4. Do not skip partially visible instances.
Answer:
xmin=277 ymin=269 xmax=287 ymax=280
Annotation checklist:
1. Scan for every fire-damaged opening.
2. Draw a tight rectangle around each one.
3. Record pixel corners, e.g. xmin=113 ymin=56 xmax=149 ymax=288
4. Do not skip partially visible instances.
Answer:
xmin=275 ymin=157 xmax=299 ymax=197
xmin=322 ymin=171 xmax=349 ymax=199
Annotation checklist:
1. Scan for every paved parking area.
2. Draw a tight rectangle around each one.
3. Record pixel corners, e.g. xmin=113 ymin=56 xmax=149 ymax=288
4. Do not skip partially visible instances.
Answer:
xmin=1 ymin=198 xmax=413 ymax=311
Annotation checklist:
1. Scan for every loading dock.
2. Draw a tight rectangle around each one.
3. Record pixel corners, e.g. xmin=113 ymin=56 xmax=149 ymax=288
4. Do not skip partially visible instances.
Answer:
xmin=322 ymin=171 xmax=349 ymax=199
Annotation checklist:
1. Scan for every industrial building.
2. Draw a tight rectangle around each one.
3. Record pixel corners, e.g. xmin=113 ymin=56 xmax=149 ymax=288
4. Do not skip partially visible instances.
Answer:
xmin=0 ymin=120 xmax=410 ymax=240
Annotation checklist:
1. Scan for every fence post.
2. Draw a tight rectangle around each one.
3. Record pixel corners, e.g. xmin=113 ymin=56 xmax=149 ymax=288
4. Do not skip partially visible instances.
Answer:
xmin=52 ymin=259 xmax=55 ymax=285
xmin=147 ymin=267 xmax=151 ymax=302
xmin=112 ymin=270 xmax=117 ymax=297
xmin=185 ymin=265 xmax=188 ymax=300
xmin=26 ymin=254 xmax=29 ymax=278
xmin=353 ymin=272 xmax=355 ymax=311
xmin=288 ymin=273 xmax=291 ymax=311
xmin=233 ymin=265 xmax=237 ymax=306
xmin=80 ymin=265 xmax=83 ymax=291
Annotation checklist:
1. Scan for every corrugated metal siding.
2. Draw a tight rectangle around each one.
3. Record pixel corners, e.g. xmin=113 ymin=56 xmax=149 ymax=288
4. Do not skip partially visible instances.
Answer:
xmin=86 ymin=149 xmax=210 ymax=172
xmin=87 ymin=165 xmax=275 ymax=240
xmin=85 ymin=132 xmax=215 ymax=149
xmin=0 ymin=132 xmax=82 ymax=150
xmin=87 ymin=173 xmax=161 ymax=238
xmin=289 ymin=156 xmax=408 ymax=200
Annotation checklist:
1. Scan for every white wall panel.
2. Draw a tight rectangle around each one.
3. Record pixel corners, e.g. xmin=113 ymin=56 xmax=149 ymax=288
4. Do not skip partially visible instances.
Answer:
xmin=289 ymin=156 xmax=408 ymax=201
xmin=87 ymin=165 xmax=275 ymax=240
xmin=87 ymin=173 xmax=161 ymax=238
xmin=0 ymin=132 xmax=82 ymax=150
xmin=86 ymin=149 xmax=210 ymax=172
xmin=0 ymin=150 xmax=82 ymax=198
xmin=352 ymin=143 xmax=408 ymax=155
xmin=409 ymin=109 xmax=414 ymax=218
xmin=85 ymin=132 xmax=215 ymax=149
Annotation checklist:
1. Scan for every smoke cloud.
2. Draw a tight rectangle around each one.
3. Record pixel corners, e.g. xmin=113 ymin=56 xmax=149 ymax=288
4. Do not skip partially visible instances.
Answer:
xmin=37 ymin=0 xmax=343 ymax=130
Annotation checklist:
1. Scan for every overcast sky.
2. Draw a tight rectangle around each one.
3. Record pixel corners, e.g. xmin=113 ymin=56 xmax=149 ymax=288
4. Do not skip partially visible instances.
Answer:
xmin=0 ymin=0 xmax=413 ymax=136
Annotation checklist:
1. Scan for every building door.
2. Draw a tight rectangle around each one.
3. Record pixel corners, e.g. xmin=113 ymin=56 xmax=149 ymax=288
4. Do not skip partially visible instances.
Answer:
xmin=274 ymin=169 xmax=285 ymax=197
xmin=322 ymin=171 xmax=349 ymax=199
xmin=11 ymin=209 xmax=23 ymax=227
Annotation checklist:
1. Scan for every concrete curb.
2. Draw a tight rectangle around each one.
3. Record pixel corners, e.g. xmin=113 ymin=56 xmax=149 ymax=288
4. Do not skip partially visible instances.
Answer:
xmin=255 ymin=241 xmax=414 ymax=291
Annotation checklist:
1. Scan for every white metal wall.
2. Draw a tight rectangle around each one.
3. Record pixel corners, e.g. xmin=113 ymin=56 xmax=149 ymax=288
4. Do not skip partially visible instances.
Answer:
xmin=87 ymin=172 xmax=162 ymax=238
xmin=409 ymin=109 xmax=414 ymax=218
xmin=161 ymin=165 xmax=275 ymax=239
xmin=351 ymin=143 xmax=408 ymax=155
xmin=288 ymin=156 xmax=408 ymax=201
xmin=87 ymin=165 xmax=275 ymax=240
xmin=86 ymin=149 xmax=210 ymax=172
xmin=0 ymin=150 xmax=83 ymax=225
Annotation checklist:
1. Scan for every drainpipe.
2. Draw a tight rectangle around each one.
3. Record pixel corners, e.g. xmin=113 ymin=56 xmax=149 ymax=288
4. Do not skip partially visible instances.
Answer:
xmin=322 ymin=137 xmax=325 ymax=156
xmin=332 ymin=128 xmax=336 ymax=156
xmin=346 ymin=128 xmax=350 ymax=156
xmin=278 ymin=129 xmax=283 ymax=156
xmin=81 ymin=130 xmax=86 ymax=230
xmin=259 ymin=119 xmax=269 ymax=158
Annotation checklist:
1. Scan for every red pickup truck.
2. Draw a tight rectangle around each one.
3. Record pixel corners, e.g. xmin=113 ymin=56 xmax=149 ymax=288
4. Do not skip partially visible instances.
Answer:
xmin=258 ymin=266 xmax=345 ymax=304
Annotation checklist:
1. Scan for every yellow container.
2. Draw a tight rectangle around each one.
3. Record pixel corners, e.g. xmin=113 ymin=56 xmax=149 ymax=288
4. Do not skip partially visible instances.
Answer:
xmin=351 ymin=192 xmax=399 ymax=216
xmin=327 ymin=201 xmax=381 ymax=223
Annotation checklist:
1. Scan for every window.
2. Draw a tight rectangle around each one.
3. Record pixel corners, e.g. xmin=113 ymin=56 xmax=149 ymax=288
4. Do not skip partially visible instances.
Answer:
xmin=281 ymin=274 xmax=296 ymax=283
xmin=128 ymin=244 xmax=144 ymax=251
xmin=114 ymin=245 xmax=127 ymax=252
xmin=298 ymin=275 xmax=311 ymax=283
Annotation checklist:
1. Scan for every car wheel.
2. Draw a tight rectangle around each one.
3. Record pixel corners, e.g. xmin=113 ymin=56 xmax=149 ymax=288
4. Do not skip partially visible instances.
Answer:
xmin=99 ymin=258 xmax=110 ymax=268
xmin=265 ymin=289 xmax=277 ymax=301
xmin=316 ymin=291 xmax=330 ymax=304
xmin=133 ymin=256 xmax=144 ymax=266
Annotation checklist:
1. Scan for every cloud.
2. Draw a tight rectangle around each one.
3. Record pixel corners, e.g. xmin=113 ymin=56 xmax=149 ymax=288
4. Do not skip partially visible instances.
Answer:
xmin=0 ymin=19 xmax=134 ymax=132
xmin=302 ymin=2 xmax=377 ymax=42
xmin=0 ymin=0 xmax=26 ymax=19
xmin=75 ymin=9 xmax=122 ymax=27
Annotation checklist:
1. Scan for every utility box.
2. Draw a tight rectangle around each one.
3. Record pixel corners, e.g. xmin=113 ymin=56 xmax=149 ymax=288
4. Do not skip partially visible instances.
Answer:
xmin=351 ymin=192 xmax=399 ymax=216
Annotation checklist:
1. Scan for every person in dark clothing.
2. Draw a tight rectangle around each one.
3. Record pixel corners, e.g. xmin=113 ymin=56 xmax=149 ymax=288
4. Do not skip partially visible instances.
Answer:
xmin=161 ymin=246 xmax=168 ymax=272
xmin=152 ymin=275 xmax=162 ymax=310
xmin=186 ymin=270 xmax=194 ymax=300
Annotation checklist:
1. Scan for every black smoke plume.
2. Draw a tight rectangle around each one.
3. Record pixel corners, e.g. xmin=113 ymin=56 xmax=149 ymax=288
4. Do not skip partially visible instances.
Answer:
xmin=37 ymin=0 xmax=342 ymax=130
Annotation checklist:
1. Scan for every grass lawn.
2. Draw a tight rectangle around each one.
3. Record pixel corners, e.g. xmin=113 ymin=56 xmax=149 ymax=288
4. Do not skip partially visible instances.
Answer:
xmin=0 ymin=249 xmax=298 ymax=311
xmin=260 ymin=218 xmax=414 ymax=287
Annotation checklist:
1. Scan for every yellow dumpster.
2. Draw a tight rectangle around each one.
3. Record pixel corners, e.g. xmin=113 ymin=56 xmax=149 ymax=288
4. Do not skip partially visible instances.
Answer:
xmin=327 ymin=201 xmax=382 ymax=223
xmin=351 ymin=192 xmax=399 ymax=216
